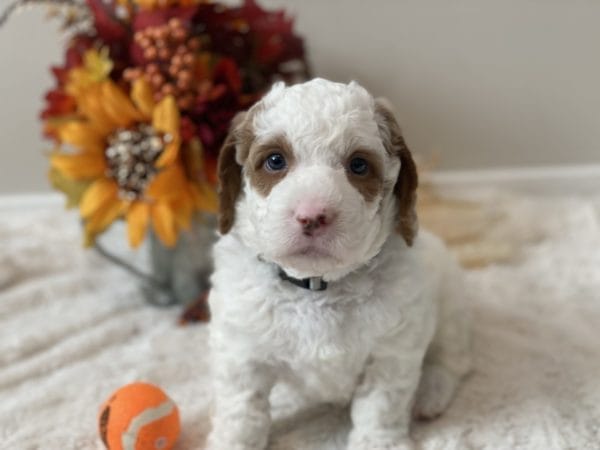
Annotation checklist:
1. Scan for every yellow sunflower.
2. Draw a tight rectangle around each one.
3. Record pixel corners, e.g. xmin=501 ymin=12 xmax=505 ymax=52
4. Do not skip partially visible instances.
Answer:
xmin=50 ymin=50 xmax=215 ymax=248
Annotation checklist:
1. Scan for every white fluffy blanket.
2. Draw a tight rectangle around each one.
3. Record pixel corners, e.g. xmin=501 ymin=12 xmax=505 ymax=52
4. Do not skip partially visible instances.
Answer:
xmin=1 ymin=193 xmax=599 ymax=450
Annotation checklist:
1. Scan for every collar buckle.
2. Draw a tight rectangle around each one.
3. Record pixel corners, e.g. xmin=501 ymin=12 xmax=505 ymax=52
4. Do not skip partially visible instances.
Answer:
xmin=279 ymin=269 xmax=328 ymax=291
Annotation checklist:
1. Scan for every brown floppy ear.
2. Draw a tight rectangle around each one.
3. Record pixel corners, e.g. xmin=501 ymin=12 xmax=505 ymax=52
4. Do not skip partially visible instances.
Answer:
xmin=217 ymin=111 xmax=251 ymax=234
xmin=375 ymin=99 xmax=419 ymax=246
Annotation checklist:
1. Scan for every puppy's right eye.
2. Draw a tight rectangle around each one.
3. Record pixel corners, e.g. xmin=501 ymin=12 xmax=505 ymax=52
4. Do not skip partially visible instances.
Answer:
xmin=264 ymin=153 xmax=287 ymax=172
xmin=349 ymin=157 xmax=369 ymax=175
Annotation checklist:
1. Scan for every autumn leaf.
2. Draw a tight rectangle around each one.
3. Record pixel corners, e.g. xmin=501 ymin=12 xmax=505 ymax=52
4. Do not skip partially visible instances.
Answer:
xmin=48 ymin=167 xmax=92 ymax=209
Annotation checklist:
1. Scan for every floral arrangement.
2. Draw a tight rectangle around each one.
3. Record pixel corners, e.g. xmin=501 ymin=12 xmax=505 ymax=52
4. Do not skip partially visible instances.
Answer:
xmin=6 ymin=0 xmax=308 ymax=247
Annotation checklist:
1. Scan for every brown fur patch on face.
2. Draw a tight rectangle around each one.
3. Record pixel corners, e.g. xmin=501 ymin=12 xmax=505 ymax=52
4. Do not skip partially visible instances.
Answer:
xmin=345 ymin=150 xmax=384 ymax=202
xmin=217 ymin=110 xmax=255 ymax=234
xmin=374 ymin=100 xmax=419 ymax=246
xmin=245 ymin=135 xmax=296 ymax=197
xmin=394 ymin=152 xmax=418 ymax=245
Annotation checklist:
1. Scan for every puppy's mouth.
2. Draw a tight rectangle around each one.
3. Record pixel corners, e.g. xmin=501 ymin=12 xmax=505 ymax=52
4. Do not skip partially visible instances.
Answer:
xmin=277 ymin=236 xmax=338 ymax=262
xmin=267 ymin=223 xmax=343 ymax=269
xmin=288 ymin=245 xmax=332 ymax=258
xmin=277 ymin=245 xmax=340 ymax=277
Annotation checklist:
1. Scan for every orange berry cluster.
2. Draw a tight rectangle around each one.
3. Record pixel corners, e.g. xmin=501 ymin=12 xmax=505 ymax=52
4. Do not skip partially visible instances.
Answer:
xmin=125 ymin=18 xmax=202 ymax=110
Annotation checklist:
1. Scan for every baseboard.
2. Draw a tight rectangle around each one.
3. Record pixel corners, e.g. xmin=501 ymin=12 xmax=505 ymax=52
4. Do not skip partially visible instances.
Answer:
xmin=0 ymin=191 xmax=63 ymax=209
xmin=426 ymin=164 xmax=600 ymax=196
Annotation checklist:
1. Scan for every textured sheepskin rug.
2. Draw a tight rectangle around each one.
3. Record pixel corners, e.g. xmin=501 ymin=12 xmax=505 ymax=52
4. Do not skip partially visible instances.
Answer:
xmin=1 ymin=191 xmax=599 ymax=449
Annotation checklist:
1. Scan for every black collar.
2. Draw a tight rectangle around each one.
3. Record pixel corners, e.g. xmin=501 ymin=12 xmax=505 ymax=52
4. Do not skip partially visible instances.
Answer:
xmin=278 ymin=268 xmax=328 ymax=291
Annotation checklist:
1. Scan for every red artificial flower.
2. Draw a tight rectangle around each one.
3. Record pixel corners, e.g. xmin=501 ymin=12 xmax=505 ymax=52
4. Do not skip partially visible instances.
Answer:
xmin=40 ymin=35 xmax=97 ymax=138
xmin=132 ymin=5 xmax=198 ymax=31
xmin=85 ymin=0 xmax=128 ymax=43
xmin=41 ymin=90 xmax=76 ymax=120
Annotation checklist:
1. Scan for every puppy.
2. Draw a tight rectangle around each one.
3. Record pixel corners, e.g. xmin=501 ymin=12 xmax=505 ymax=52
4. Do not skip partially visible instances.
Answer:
xmin=206 ymin=78 xmax=471 ymax=450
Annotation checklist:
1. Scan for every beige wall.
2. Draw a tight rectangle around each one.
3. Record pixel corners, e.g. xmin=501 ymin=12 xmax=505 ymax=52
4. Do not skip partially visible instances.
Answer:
xmin=0 ymin=9 xmax=62 ymax=193
xmin=1 ymin=1 xmax=599 ymax=193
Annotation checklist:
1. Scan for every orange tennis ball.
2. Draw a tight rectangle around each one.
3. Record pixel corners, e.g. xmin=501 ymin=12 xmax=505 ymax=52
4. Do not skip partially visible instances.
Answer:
xmin=98 ymin=382 xmax=180 ymax=450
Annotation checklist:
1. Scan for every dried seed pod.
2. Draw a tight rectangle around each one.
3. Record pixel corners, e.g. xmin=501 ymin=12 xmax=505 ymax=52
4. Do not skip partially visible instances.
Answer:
xmin=161 ymin=83 xmax=176 ymax=96
xmin=182 ymin=52 xmax=195 ymax=66
xmin=151 ymin=73 xmax=165 ymax=88
xmin=144 ymin=47 xmax=158 ymax=61
xmin=168 ymin=18 xmax=183 ymax=30
xmin=168 ymin=64 xmax=180 ymax=77
xmin=158 ymin=47 xmax=171 ymax=61
xmin=145 ymin=63 xmax=160 ymax=75
xmin=123 ymin=68 xmax=142 ymax=81
xmin=176 ymin=78 xmax=191 ymax=91
xmin=172 ymin=28 xmax=187 ymax=42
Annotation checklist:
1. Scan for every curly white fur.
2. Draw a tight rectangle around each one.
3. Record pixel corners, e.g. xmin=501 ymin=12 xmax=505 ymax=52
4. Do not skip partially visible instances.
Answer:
xmin=206 ymin=79 xmax=471 ymax=450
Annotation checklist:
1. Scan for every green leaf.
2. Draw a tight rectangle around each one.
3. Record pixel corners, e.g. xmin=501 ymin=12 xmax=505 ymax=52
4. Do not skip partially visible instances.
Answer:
xmin=48 ymin=166 xmax=92 ymax=209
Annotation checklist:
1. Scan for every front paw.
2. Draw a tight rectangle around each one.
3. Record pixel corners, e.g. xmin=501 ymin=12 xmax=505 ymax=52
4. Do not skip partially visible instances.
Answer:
xmin=347 ymin=434 xmax=415 ymax=450
xmin=413 ymin=363 xmax=459 ymax=420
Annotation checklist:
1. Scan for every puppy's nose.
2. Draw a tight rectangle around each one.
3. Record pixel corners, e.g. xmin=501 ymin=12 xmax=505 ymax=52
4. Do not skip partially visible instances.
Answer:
xmin=297 ymin=214 xmax=328 ymax=231
xmin=295 ymin=204 xmax=334 ymax=236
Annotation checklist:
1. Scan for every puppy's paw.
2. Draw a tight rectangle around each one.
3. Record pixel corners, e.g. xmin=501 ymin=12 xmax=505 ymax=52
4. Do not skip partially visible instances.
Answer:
xmin=413 ymin=363 xmax=459 ymax=420
xmin=347 ymin=434 xmax=415 ymax=450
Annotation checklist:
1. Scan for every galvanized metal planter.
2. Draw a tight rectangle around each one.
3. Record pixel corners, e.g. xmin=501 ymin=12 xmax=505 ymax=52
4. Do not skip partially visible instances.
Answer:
xmin=95 ymin=214 xmax=217 ymax=307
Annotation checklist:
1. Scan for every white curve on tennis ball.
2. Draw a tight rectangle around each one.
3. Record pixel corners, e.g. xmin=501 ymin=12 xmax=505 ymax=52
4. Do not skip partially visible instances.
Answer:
xmin=121 ymin=399 xmax=176 ymax=450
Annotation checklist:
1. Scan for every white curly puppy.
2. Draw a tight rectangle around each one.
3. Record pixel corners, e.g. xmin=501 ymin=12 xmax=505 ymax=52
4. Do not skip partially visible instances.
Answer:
xmin=206 ymin=78 xmax=471 ymax=450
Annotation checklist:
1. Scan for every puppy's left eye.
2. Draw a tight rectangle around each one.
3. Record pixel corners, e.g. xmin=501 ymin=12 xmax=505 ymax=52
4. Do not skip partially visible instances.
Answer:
xmin=349 ymin=157 xmax=369 ymax=175
xmin=264 ymin=153 xmax=287 ymax=172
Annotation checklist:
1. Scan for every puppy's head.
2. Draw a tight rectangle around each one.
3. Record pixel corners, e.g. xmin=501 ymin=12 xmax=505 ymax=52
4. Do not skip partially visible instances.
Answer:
xmin=217 ymin=79 xmax=418 ymax=279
